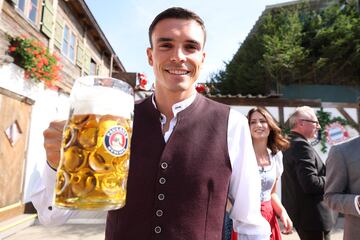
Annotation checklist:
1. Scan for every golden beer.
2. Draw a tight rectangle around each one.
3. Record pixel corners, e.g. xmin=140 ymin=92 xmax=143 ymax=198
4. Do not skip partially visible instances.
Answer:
xmin=54 ymin=76 xmax=134 ymax=210
xmin=55 ymin=114 xmax=132 ymax=210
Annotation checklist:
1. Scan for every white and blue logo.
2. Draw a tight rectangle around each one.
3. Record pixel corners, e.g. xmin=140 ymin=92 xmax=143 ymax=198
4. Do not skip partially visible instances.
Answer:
xmin=104 ymin=126 xmax=128 ymax=156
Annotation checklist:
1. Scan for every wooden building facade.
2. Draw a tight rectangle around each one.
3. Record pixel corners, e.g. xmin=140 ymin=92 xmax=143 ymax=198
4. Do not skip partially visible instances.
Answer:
xmin=0 ymin=0 xmax=127 ymax=91
xmin=0 ymin=0 xmax=129 ymax=225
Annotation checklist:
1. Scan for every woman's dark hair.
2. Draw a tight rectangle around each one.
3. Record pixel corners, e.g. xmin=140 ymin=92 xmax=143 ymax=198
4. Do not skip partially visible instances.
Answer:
xmin=247 ymin=107 xmax=289 ymax=155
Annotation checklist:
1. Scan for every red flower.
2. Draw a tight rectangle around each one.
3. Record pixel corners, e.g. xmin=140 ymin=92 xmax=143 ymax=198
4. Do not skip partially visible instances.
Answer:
xmin=36 ymin=62 xmax=43 ymax=68
xmin=195 ymin=84 xmax=205 ymax=93
xmin=53 ymin=53 xmax=61 ymax=61
xmin=47 ymin=84 xmax=59 ymax=90
xmin=42 ymin=58 xmax=49 ymax=65
xmin=24 ymin=71 xmax=31 ymax=79
xmin=140 ymin=79 xmax=147 ymax=87
xmin=7 ymin=35 xmax=62 ymax=88
xmin=137 ymin=72 xmax=148 ymax=89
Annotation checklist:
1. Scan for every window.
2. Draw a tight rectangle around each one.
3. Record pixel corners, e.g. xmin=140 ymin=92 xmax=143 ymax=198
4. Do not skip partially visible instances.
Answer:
xmin=61 ymin=24 xmax=76 ymax=62
xmin=29 ymin=0 xmax=38 ymax=22
xmin=18 ymin=0 xmax=25 ymax=12
xmin=69 ymin=33 xmax=75 ymax=61
xmin=16 ymin=0 xmax=40 ymax=24
xmin=90 ymin=59 xmax=97 ymax=75
xmin=62 ymin=25 xmax=69 ymax=55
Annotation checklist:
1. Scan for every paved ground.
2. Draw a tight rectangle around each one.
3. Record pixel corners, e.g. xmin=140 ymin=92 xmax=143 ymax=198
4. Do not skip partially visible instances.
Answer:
xmin=282 ymin=217 xmax=344 ymax=240
xmin=5 ymin=224 xmax=106 ymax=240
xmin=282 ymin=228 xmax=343 ymax=240
xmin=5 ymin=217 xmax=344 ymax=240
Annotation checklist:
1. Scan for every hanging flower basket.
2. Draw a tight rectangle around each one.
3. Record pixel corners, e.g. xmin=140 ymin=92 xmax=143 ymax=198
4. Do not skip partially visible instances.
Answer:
xmin=6 ymin=34 xmax=62 ymax=88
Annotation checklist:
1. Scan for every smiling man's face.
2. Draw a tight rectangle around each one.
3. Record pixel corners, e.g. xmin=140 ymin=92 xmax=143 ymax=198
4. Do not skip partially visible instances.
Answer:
xmin=147 ymin=18 xmax=206 ymax=98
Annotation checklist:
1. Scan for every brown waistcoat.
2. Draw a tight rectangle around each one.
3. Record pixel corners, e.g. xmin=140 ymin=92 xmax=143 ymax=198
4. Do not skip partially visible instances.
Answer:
xmin=105 ymin=94 xmax=231 ymax=240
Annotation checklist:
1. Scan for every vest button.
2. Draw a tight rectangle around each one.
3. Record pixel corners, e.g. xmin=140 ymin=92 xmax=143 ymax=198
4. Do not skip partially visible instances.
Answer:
xmin=158 ymin=193 xmax=165 ymax=200
xmin=156 ymin=209 xmax=163 ymax=217
xmin=154 ymin=226 xmax=161 ymax=234
xmin=160 ymin=162 xmax=168 ymax=169
xmin=159 ymin=177 xmax=166 ymax=184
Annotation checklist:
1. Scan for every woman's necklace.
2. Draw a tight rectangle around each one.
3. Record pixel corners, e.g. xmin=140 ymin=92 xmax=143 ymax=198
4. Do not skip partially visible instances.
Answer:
xmin=256 ymin=152 xmax=271 ymax=173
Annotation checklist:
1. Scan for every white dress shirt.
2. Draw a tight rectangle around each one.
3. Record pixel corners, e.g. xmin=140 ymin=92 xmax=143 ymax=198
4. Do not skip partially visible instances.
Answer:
xmin=30 ymin=93 xmax=270 ymax=240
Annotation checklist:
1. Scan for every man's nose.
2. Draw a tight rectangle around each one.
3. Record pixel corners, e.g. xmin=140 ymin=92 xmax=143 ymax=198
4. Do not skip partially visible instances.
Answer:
xmin=170 ymin=47 xmax=186 ymax=62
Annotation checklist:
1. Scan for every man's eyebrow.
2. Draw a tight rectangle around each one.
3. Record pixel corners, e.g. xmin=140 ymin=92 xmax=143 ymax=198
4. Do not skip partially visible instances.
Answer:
xmin=155 ymin=38 xmax=201 ymax=47
xmin=186 ymin=39 xmax=201 ymax=46
xmin=156 ymin=37 xmax=173 ymax=43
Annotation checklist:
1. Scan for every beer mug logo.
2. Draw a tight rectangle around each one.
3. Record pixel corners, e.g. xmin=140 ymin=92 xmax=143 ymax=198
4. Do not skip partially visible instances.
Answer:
xmin=104 ymin=126 xmax=128 ymax=156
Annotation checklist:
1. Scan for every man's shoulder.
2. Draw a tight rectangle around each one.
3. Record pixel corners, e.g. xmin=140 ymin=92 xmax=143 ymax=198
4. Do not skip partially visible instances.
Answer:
xmin=135 ymin=95 xmax=151 ymax=105
xmin=200 ymin=94 xmax=229 ymax=110
xmin=195 ymin=95 xmax=230 ymax=118
xmin=289 ymin=132 xmax=308 ymax=145
xmin=333 ymin=136 xmax=360 ymax=151
xmin=134 ymin=95 xmax=152 ymax=109
xmin=285 ymin=133 xmax=312 ymax=155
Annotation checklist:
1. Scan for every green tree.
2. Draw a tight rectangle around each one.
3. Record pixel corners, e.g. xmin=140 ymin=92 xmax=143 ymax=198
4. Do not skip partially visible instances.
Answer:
xmin=210 ymin=32 xmax=269 ymax=95
xmin=305 ymin=1 xmax=360 ymax=85
xmin=260 ymin=7 xmax=307 ymax=92
xmin=211 ymin=1 xmax=360 ymax=95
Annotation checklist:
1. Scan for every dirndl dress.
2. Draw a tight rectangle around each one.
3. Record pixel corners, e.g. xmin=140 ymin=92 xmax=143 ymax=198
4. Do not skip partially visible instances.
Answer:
xmin=261 ymin=200 xmax=282 ymax=240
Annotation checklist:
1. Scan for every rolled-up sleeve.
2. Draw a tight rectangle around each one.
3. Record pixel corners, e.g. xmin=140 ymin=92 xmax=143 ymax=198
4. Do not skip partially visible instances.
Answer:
xmin=227 ymin=109 xmax=270 ymax=240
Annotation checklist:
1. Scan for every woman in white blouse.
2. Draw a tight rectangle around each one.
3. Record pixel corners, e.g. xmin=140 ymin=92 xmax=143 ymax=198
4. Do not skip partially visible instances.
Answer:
xmin=247 ymin=107 xmax=293 ymax=240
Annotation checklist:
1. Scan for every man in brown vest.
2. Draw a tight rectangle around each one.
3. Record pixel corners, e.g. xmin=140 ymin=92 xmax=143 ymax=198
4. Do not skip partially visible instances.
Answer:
xmin=31 ymin=7 xmax=270 ymax=240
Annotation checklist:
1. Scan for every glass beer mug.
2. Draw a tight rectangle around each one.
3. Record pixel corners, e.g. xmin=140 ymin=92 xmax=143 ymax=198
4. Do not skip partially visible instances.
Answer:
xmin=54 ymin=76 xmax=134 ymax=210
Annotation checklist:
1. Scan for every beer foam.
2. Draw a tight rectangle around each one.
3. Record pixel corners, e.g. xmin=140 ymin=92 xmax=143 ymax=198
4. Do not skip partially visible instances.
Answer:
xmin=70 ymin=86 xmax=134 ymax=118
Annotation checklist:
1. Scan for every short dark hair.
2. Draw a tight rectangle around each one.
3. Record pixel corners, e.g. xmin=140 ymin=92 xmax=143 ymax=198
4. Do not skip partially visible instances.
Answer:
xmin=148 ymin=7 xmax=206 ymax=48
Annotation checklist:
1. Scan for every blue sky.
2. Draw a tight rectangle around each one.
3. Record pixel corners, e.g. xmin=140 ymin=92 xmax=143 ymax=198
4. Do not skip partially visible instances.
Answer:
xmin=84 ymin=0 xmax=287 ymax=86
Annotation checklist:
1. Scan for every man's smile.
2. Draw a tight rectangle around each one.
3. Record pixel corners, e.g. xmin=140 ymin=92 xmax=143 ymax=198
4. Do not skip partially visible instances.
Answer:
xmin=165 ymin=69 xmax=190 ymax=75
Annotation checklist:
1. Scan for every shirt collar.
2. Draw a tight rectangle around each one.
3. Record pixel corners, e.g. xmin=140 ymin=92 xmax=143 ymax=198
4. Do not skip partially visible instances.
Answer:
xmin=151 ymin=93 xmax=197 ymax=119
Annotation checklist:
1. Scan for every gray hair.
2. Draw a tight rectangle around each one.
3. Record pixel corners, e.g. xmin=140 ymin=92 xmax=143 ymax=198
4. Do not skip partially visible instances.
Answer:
xmin=288 ymin=106 xmax=316 ymax=129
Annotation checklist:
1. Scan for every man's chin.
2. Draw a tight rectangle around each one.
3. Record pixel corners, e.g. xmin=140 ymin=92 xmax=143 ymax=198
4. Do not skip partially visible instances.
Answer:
xmin=170 ymin=82 xmax=192 ymax=91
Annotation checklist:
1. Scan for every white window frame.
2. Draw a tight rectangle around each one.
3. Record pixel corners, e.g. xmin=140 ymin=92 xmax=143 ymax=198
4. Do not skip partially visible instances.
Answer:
xmin=89 ymin=58 xmax=97 ymax=75
xmin=16 ymin=0 xmax=41 ymax=24
xmin=61 ymin=24 xmax=76 ymax=63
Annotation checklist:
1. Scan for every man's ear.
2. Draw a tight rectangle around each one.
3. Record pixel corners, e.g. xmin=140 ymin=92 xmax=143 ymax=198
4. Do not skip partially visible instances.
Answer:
xmin=200 ymin=51 xmax=206 ymax=69
xmin=146 ymin=48 xmax=153 ymax=66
